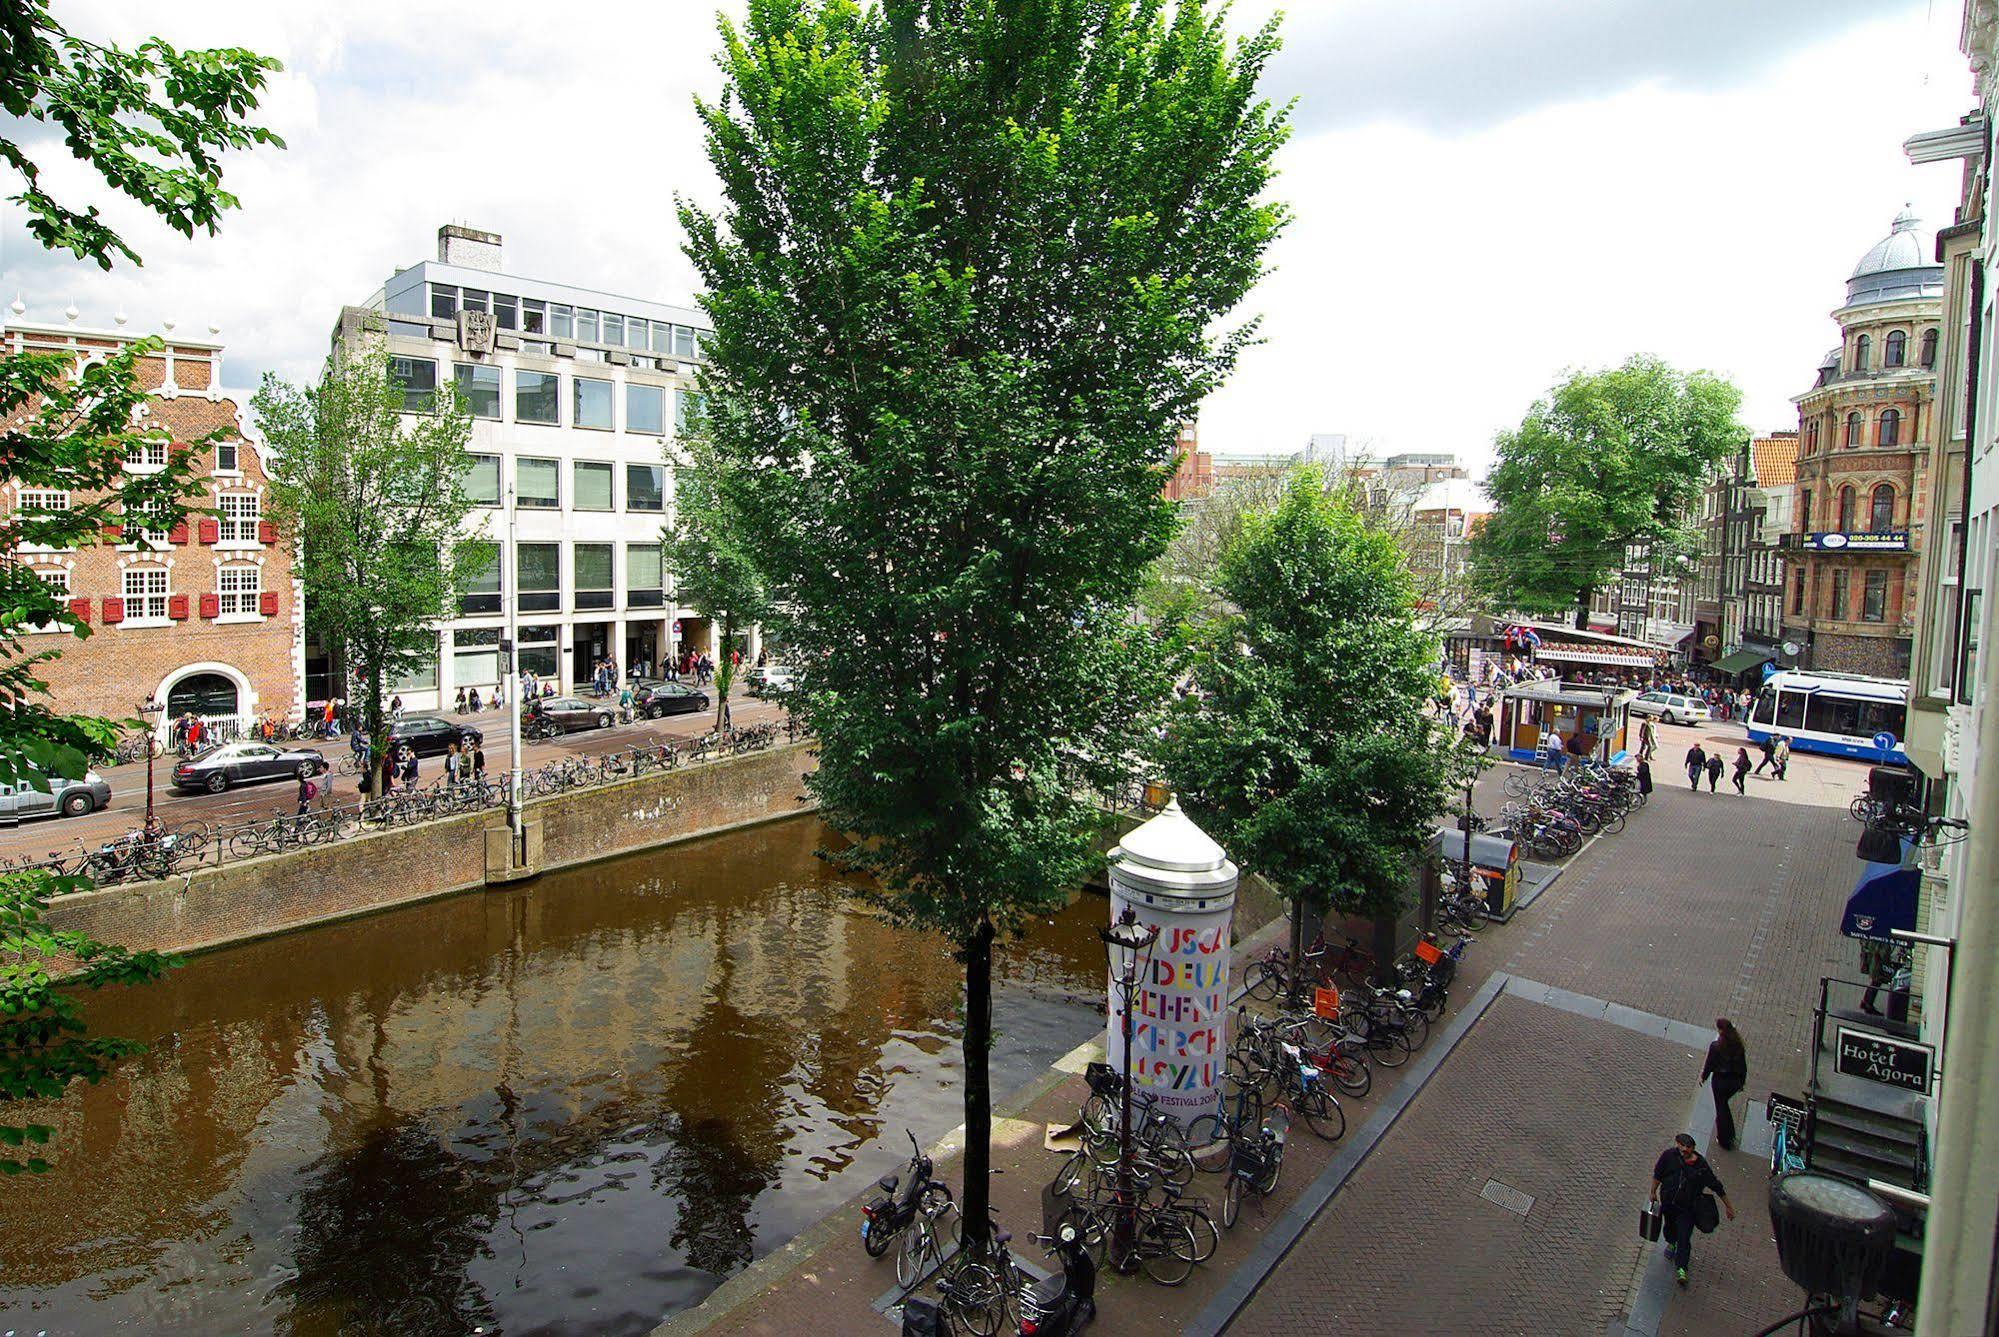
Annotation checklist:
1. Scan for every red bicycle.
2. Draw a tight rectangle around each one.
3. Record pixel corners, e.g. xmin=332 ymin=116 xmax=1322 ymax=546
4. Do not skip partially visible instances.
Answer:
xmin=1241 ymin=933 xmax=1376 ymax=1001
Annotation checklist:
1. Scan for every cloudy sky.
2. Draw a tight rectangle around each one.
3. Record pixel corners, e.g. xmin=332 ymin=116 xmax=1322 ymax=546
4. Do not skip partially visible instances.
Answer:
xmin=0 ymin=0 xmax=1978 ymax=475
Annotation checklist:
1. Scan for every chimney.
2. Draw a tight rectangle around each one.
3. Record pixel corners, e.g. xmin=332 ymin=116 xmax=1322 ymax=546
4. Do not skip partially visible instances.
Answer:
xmin=437 ymin=223 xmax=502 ymax=273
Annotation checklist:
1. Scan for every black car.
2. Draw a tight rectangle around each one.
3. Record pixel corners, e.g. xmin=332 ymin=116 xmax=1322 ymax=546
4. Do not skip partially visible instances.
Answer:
xmin=631 ymin=679 xmax=710 ymax=719
xmin=173 ymin=741 xmax=328 ymax=794
xmin=388 ymin=715 xmax=484 ymax=757
xmin=526 ymin=696 xmax=616 ymax=737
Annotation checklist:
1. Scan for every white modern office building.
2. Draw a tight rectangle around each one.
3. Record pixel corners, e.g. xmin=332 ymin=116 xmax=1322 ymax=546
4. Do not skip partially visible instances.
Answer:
xmin=333 ymin=224 xmax=728 ymax=709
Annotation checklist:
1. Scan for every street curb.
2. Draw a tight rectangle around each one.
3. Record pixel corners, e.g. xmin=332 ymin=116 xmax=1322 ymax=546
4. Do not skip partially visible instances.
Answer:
xmin=1186 ymin=968 xmax=1513 ymax=1336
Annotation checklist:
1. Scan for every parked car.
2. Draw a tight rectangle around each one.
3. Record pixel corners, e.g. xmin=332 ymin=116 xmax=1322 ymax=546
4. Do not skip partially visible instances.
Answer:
xmin=387 ymin=715 xmax=483 ymax=757
xmin=631 ymin=679 xmax=710 ymax=719
xmin=173 ymin=741 xmax=328 ymax=794
xmin=744 ymin=665 xmax=796 ymax=699
xmin=1628 ymin=690 xmax=1713 ymax=727
xmin=526 ymin=696 xmax=616 ymax=737
xmin=0 ymin=767 xmax=111 ymax=820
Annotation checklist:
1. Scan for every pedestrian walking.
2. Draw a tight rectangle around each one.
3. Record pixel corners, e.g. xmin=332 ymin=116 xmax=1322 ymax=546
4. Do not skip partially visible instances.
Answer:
xmin=296 ymin=771 xmax=315 ymax=816
xmin=1650 ymin=1133 xmax=1735 ymax=1286
xmin=1700 ymin=1019 xmax=1749 ymax=1149
xmin=1773 ymin=735 xmax=1791 ymax=781
xmin=1685 ymin=743 xmax=1706 ymax=791
xmin=1636 ymin=757 xmax=1653 ymax=797
xmin=399 ymin=743 xmax=417 ymax=786
xmin=1704 ymin=752 xmax=1723 ymax=793
xmin=1638 ymin=717 xmax=1657 ymax=762
xmin=471 ymin=742 xmax=486 ymax=782
xmin=1859 ymin=939 xmax=1894 ymax=1015
xmin=444 ymin=742 xmax=462 ymax=786
xmin=1731 ymin=747 xmax=1751 ymax=795
xmin=1753 ymin=734 xmax=1778 ymax=775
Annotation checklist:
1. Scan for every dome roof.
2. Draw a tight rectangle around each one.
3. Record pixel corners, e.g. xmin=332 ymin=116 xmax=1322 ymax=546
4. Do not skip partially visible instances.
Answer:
xmin=1850 ymin=206 xmax=1933 ymax=279
xmin=1844 ymin=206 xmax=1943 ymax=308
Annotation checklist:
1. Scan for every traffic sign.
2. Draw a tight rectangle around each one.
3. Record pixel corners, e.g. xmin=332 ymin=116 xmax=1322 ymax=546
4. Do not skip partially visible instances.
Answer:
xmin=1873 ymin=732 xmax=1898 ymax=755
xmin=672 ymin=619 xmax=683 ymax=634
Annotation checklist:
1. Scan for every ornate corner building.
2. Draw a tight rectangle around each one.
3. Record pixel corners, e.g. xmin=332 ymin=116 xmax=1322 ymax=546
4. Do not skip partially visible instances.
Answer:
xmin=1783 ymin=208 xmax=1943 ymax=677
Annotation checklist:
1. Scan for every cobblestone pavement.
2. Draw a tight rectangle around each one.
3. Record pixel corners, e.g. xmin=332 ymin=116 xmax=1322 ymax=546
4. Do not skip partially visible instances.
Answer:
xmin=1230 ymin=743 xmax=1873 ymax=1337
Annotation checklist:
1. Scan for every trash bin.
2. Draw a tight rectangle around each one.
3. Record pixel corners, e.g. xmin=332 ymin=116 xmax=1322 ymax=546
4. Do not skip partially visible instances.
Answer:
xmin=1434 ymin=830 xmax=1522 ymax=919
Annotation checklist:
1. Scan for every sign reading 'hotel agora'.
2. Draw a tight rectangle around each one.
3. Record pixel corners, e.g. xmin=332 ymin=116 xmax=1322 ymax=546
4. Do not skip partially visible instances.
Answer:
xmin=1809 ymin=531 xmax=1910 ymax=552
xmin=1835 ymin=1026 xmax=1934 ymax=1094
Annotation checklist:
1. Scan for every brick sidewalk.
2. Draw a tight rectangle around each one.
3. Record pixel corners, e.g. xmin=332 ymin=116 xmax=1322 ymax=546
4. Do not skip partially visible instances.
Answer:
xmin=1229 ymin=746 xmax=1872 ymax=1336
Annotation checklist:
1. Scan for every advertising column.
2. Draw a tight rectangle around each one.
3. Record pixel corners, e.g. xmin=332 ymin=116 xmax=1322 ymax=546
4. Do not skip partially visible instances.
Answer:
xmin=1106 ymin=797 xmax=1239 ymax=1128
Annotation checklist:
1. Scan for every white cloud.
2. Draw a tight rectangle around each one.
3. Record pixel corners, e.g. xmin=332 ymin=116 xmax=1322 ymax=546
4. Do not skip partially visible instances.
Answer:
xmin=0 ymin=1 xmax=1978 ymax=477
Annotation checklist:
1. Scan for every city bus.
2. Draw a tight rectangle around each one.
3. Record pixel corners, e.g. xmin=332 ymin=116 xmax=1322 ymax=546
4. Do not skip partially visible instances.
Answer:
xmin=1745 ymin=670 xmax=1909 ymax=763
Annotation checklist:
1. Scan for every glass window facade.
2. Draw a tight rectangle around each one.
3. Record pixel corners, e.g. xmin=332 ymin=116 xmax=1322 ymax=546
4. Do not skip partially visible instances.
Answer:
xmin=517 ymin=543 xmax=560 ymax=612
xmin=574 ymin=460 xmax=614 ymax=511
xmin=628 ymin=543 xmax=664 ymax=608
xmin=574 ymin=377 xmax=614 ymax=430
xmin=626 ymin=464 xmax=664 ymax=512
xmin=516 ymin=370 xmax=559 ymax=424
xmin=518 ymin=457 xmax=560 ymax=509
xmin=628 ymin=384 xmax=664 ymax=435
xmin=459 ymin=549 xmax=502 ymax=615
xmin=391 ymin=356 xmax=438 ymax=412
xmin=462 ymin=453 xmax=501 ymax=505
xmin=574 ymin=543 xmax=614 ymax=611
xmin=454 ymin=363 xmax=502 ymax=419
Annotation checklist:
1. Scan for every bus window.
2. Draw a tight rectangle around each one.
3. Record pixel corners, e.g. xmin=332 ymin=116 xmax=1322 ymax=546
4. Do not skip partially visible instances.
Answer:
xmin=1750 ymin=688 xmax=1777 ymax=726
xmin=1805 ymin=695 xmax=1865 ymax=738
xmin=1775 ymin=691 xmax=1808 ymax=729
xmin=1858 ymin=700 xmax=1907 ymax=741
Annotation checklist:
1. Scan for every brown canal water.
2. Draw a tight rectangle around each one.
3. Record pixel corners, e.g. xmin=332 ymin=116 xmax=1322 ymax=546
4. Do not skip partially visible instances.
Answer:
xmin=0 ymin=816 xmax=1109 ymax=1335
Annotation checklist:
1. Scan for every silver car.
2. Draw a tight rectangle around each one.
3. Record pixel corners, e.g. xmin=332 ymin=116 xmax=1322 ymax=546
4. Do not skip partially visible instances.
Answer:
xmin=0 ymin=768 xmax=112 ymax=820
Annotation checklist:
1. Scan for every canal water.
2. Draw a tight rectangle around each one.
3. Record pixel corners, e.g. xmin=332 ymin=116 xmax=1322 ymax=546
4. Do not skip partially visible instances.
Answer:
xmin=0 ymin=816 xmax=1109 ymax=1334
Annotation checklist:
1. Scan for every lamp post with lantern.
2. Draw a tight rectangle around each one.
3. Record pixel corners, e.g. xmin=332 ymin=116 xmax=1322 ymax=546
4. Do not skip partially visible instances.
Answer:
xmin=136 ymin=697 xmax=162 ymax=834
xmin=1100 ymin=905 xmax=1159 ymax=1265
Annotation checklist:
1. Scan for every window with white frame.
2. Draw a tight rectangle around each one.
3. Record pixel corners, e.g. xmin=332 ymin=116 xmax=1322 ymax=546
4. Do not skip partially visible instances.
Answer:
xmin=124 ymin=441 xmax=168 ymax=471
xmin=31 ymin=568 xmax=68 ymax=632
xmin=15 ymin=488 xmax=70 ymax=551
xmin=215 ymin=439 xmax=240 ymax=473
xmin=218 ymin=493 xmax=260 ymax=544
xmin=125 ymin=499 xmax=171 ymax=547
xmin=218 ymin=564 xmax=261 ymax=616
xmin=122 ymin=566 xmax=169 ymax=622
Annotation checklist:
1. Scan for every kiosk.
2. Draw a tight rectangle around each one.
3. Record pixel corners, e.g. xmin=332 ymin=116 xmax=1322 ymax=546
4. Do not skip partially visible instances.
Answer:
xmin=1494 ymin=680 xmax=1638 ymax=765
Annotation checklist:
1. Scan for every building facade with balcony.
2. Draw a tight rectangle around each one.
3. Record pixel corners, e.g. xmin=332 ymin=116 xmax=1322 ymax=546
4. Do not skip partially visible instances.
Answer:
xmin=1743 ymin=433 xmax=1799 ymax=664
xmin=332 ymin=225 xmax=718 ymax=708
xmin=1693 ymin=432 xmax=1798 ymax=676
xmin=1783 ymin=208 xmax=1942 ymax=678
xmin=3 ymin=314 xmax=302 ymax=734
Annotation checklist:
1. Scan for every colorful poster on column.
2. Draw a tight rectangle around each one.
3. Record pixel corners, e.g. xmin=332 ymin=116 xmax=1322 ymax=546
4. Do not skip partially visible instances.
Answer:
xmin=1105 ymin=889 xmax=1233 ymax=1127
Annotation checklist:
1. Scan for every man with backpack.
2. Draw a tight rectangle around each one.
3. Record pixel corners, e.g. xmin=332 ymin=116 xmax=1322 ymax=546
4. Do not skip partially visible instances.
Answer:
xmin=1649 ymin=1133 xmax=1736 ymax=1286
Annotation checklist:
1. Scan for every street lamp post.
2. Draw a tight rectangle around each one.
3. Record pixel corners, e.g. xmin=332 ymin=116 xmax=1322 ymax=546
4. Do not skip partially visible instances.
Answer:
xmin=1100 ymin=906 xmax=1159 ymax=1267
xmin=504 ymin=483 xmax=525 ymax=840
xmin=136 ymin=697 xmax=162 ymax=833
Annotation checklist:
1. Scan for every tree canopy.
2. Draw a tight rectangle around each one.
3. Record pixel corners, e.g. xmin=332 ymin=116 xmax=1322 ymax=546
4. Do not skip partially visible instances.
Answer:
xmin=1161 ymin=475 xmax=1450 ymax=960
xmin=253 ymin=350 xmax=488 ymax=789
xmin=680 ymin=0 xmax=1288 ymax=1249
xmin=662 ymin=451 xmax=769 ymax=730
xmin=1469 ymin=356 xmax=1744 ymax=627
xmin=0 ymin=1 xmax=281 ymax=1170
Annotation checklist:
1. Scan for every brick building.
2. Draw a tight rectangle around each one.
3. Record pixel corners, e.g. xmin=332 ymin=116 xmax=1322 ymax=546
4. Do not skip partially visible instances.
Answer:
xmin=4 ymin=315 xmax=303 ymax=736
xmin=1161 ymin=420 xmax=1212 ymax=501
xmin=1783 ymin=206 xmax=1940 ymax=678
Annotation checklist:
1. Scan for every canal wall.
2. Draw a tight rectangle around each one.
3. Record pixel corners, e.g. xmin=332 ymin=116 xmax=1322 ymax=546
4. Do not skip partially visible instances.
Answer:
xmin=45 ymin=741 xmax=820 ymax=959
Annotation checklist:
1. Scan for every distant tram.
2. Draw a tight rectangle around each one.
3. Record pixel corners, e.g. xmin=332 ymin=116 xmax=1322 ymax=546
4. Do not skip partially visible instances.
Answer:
xmin=1745 ymin=670 xmax=1909 ymax=763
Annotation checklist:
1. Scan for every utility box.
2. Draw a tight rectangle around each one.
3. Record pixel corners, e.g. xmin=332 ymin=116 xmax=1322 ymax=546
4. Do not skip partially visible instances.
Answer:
xmin=1433 ymin=829 xmax=1522 ymax=920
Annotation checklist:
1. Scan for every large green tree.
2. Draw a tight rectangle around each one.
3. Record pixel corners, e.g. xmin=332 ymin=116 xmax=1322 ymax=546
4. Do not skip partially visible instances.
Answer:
xmin=663 ymin=457 xmax=769 ymax=732
xmin=1160 ymin=474 xmax=1451 ymax=982
xmin=1470 ymin=356 xmax=1744 ymax=628
xmin=0 ymin=1 xmax=281 ymax=1170
xmin=253 ymin=352 xmax=489 ymax=796
xmin=680 ymin=0 xmax=1287 ymax=1250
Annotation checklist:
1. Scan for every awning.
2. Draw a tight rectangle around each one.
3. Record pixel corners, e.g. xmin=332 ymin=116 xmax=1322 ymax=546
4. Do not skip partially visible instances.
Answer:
xmin=1713 ymin=647 xmax=1775 ymax=675
xmin=1842 ymin=848 xmax=1919 ymax=942
xmin=1535 ymin=644 xmax=1658 ymax=668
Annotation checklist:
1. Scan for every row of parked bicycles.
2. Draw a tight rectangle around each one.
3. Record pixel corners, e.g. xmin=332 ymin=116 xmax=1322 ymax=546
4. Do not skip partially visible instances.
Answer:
xmin=864 ymin=923 xmax=1474 ymax=1335
xmin=1488 ymin=758 xmax=1647 ymax=861
xmin=0 ymin=722 xmax=801 ymax=887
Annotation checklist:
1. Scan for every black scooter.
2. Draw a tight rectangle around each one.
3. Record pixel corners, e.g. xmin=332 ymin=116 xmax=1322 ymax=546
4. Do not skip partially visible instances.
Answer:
xmin=1017 ymin=1222 xmax=1095 ymax=1336
xmin=861 ymin=1130 xmax=952 ymax=1258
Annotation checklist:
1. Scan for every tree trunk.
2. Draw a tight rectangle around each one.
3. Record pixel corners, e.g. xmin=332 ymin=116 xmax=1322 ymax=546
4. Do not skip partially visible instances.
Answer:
xmin=959 ymin=916 xmax=996 ymax=1257
xmin=364 ymin=655 xmax=388 ymax=802
xmin=1573 ymin=588 xmax=1592 ymax=632
xmin=1287 ymin=893 xmax=1307 ymax=1006
xmin=714 ymin=613 xmax=734 ymax=732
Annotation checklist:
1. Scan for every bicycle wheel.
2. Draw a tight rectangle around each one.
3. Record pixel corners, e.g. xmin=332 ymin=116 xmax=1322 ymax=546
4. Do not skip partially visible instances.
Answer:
xmin=1184 ymin=1113 xmax=1231 ymax=1155
xmin=1401 ymin=1009 xmax=1430 ymax=1049
xmin=1325 ymin=1049 xmax=1371 ymax=1098
xmin=942 ymin=1260 xmax=1004 ymax=1337
xmin=1176 ymin=1203 xmax=1220 ymax=1262
xmin=896 ymin=1216 xmax=941 ymax=1289
xmin=1242 ymin=958 xmax=1284 ymax=1002
xmin=1136 ymin=1215 xmax=1198 ymax=1286
xmin=1222 ymin=1173 xmax=1243 ymax=1229
xmin=1051 ymin=1149 xmax=1094 ymax=1198
xmin=1296 ymin=1086 xmax=1345 ymax=1142
xmin=1369 ymin=1028 xmax=1412 ymax=1068
xmin=1254 ymin=1140 xmax=1283 ymax=1196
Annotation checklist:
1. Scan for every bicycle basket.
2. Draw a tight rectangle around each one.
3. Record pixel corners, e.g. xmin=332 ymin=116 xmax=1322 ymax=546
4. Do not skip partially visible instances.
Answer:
xmin=1084 ymin=1061 xmax=1120 ymax=1098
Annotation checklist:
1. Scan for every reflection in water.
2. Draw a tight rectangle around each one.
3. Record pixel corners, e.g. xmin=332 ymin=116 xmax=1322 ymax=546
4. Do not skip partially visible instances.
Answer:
xmin=0 ymin=817 xmax=1107 ymax=1335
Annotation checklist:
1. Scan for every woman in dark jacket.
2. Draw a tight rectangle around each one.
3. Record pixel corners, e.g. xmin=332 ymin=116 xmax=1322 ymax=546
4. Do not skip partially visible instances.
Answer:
xmin=1731 ymin=747 xmax=1752 ymax=795
xmin=1700 ymin=1018 xmax=1749 ymax=1149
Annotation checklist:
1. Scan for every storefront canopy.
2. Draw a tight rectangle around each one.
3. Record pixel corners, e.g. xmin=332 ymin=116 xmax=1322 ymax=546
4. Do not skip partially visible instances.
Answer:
xmin=1714 ymin=647 xmax=1775 ymax=675
xmin=1842 ymin=848 xmax=1919 ymax=942
xmin=1535 ymin=644 xmax=1658 ymax=669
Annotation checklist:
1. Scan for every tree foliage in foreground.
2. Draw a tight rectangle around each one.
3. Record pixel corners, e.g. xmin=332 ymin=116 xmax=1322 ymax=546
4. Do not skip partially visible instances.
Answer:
xmin=663 ymin=451 xmax=769 ymax=731
xmin=253 ymin=352 xmax=489 ymax=795
xmin=1161 ymin=475 xmax=1451 ymax=965
xmin=1470 ymin=356 xmax=1743 ymax=628
xmin=0 ymin=1 xmax=282 ymax=1170
xmin=680 ymin=0 xmax=1288 ymax=1249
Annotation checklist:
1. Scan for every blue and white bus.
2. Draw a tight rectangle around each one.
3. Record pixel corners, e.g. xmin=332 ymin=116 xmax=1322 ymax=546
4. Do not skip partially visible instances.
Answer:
xmin=1746 ymin=670 xmax=1908 ymax=763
